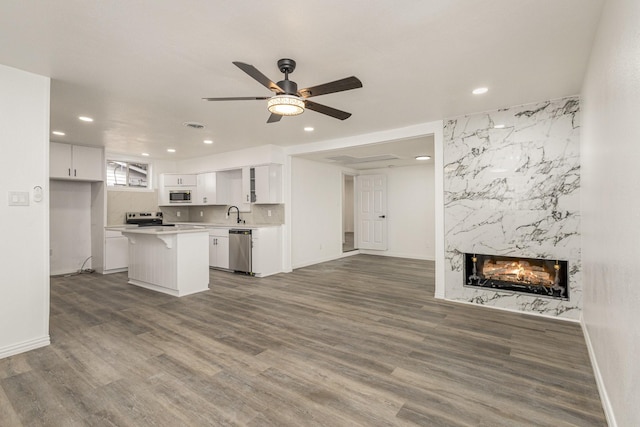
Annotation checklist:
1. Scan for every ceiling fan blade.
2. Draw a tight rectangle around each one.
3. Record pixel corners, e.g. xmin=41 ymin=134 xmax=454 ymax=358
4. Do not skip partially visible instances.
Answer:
xmin=233 ymin=61 xmax=284 ymax=93
xmin=298 ymin=76 xmax=362 ymax=98
xmin=267 ymin=113 xmax=283 ymax=124
xmin=202 ymin=96 xmax=270 ymax=101
xmin=304 ymin=100 xmax=352 ymax=120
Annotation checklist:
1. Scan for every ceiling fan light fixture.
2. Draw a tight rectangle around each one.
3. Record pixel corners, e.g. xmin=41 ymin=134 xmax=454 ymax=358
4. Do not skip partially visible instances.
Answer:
xmin=267 ymin=95 xmax=305 ymax=116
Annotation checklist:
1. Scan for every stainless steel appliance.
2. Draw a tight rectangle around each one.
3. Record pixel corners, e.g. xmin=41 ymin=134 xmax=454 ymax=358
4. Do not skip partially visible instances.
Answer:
xmin=169 ymin=189 xmax=192 ymax=203
xmin=125 ymin=212 xmax=164 ymax=226
xmin=229 ymin=229 xmax=252 ymax=274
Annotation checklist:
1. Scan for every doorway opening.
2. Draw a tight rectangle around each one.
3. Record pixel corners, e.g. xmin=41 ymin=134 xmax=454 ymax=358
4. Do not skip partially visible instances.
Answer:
xmin=342 ymin=173 xmax=357 ymax=253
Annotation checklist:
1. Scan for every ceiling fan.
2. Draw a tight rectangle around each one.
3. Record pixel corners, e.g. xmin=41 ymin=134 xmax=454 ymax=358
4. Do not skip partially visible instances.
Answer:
xmin=203 ymin=58 xmax=363 ymax=123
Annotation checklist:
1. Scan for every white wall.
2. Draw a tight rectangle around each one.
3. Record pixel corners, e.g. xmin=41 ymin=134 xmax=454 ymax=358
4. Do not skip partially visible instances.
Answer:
xmin=361 ymin=164 xmax=435 ymax=260
xmin=50 ymin=180 xmax=93 ymax=275
xmin=291 ymin=158 xmax=436 ymax=268
xmin=581 ymin=0 xmax=640 ymax=425
xmin=0 ymin=64 xmax=50 ymax=358
xmin=291 ymin=157 xmax=345 ymax=268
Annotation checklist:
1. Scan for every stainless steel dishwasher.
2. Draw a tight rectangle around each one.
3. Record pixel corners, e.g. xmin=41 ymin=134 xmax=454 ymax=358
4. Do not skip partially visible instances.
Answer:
xmin=228 ymin=229 xmax=252 ymax=274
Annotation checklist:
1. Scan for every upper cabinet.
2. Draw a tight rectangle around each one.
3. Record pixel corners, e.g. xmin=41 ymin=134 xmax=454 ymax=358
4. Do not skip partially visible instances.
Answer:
xmin=50 ymin=142 xmax=104 ymax=181
xmin=158 ymin=165 xmax=283 ymax=208
xmin=196 ymin=172 xmax=218 ymax=205
xmin=158 ymin=173 xmax=197 ymax=206
xmin=251 ymin=164 xmax=282 ymax=204
xmin=161 ymin=174 xmax=196 ymax=186
xmin=217 ymin=168 xmax=250 ymax=212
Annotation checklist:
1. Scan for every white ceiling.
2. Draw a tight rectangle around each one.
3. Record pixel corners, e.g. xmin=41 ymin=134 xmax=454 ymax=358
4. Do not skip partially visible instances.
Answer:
xmin=297 ymin=136 xmax=435 ymax=170
xmin=0 ymin=1 xmax=603 ymax=160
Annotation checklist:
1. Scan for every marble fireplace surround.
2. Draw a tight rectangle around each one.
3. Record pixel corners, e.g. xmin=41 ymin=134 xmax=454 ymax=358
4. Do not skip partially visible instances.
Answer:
xmin=443 ymin=96 xmax=581 ymax=320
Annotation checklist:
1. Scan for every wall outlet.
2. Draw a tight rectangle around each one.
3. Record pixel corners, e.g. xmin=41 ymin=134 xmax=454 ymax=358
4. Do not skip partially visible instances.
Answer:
xmin=177 ymin=211 xmax=181 ymax=217
xmin=268 ymin=210 xmax=272 ymax=217
xmin=200 ymin=211 xmax=203 ymax=217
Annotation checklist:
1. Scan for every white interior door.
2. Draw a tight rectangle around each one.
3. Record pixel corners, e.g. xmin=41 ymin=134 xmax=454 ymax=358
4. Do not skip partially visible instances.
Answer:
xmin=357 ymin=174 xmax=387 ymax=250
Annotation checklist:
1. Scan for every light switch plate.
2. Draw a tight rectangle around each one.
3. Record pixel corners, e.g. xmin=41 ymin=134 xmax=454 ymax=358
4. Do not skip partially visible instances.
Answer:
xmin=8 ymin=191 xmax=29 ymax=206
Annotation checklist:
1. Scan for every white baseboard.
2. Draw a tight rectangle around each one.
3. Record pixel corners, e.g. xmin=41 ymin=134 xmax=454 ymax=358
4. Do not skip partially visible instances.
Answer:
xmin=292 ymin=253 xmax=346 ymax=269
xmin=0 ymin=335 xmax=50 ymax=359
xmin=358 ymin=250 xmax=435 ymax=261
xmin=581 ymin=319 xmax=617 ymax=427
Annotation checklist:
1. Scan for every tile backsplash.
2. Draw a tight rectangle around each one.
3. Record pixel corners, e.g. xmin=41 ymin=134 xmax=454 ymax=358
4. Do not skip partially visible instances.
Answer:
xmin=166 ymin=204 xmax=284 ymax=225
xmin=107 ymin=190 xmax=159 ymax=225
xmin=107 ymin=189 xmax=284 ymax=225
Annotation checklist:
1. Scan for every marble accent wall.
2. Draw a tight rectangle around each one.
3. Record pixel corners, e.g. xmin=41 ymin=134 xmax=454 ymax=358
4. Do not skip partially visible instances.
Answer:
xmin=443 ymin=97 xmax=581 ymax=319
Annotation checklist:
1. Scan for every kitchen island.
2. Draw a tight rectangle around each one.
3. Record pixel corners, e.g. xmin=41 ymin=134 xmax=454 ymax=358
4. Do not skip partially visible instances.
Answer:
xmin=120 ymin=225 xmax=209 ymax=297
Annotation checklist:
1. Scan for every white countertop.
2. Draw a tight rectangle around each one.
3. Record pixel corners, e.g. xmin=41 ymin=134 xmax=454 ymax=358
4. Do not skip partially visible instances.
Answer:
xmin=106 ymin=223 xmax=282 ymax=232
xmin=111 ymin=225 xmax=209 ymax=235
xmin=175 ymin=222 xmax=282 ymax=230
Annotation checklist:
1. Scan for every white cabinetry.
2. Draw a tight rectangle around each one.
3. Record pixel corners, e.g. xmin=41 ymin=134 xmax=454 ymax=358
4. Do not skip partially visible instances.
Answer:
xmin=50 ymin=142 xmax=104 ymax=181
xmin=162 ymin=174 xmax=196 ymax=186
xmin=251 ymin=164 xmax=282 ymax=204
xmin=217 ymin=169 xmax=251 ymax=212
xmin=158 ymin=173 xmax=197 ymax=206
xmin=104 ymin=229 xmax=128 ymax=273
xmin=208 ymin=229 xmax=229 ymax=269
xmin=251 ymin=226 xmax=282 ymax=277
xmin=122 ymin=228 xmax=210 ymax=297
xmin=197 ymin=172 xmax=218 ymax=205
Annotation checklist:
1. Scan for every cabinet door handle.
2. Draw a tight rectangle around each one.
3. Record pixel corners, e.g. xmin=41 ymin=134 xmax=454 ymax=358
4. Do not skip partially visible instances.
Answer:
xmin=74 ymin=169 xmax=77 ymax=177
xmin=68 ymin=168 xmax=71 ymax=176
xmin=246 ymin=194 xmax=249 ymax=202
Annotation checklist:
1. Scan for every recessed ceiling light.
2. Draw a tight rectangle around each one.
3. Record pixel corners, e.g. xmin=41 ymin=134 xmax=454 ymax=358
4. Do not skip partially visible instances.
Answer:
xmin=141 ymin=153 xmax=150 ymax=157
xmin=472 ymin=87 xmax=488 ymax=95
xmin=78 ymin=116 xmax=94 ymax=122
xmin=52 ymin=131 xmax=65 ymax=136
xmin=494 ymin=124 xmax=505 ymax=129
xmin=167 ymin=148 xmax=176 ymax=153
xmin=203 ymin=139 xmax=213 ymax=144
xmin=304 ymin=127 xmax=314 ymax=132
xmin=415 ymin=155 xmax=432 ymax=161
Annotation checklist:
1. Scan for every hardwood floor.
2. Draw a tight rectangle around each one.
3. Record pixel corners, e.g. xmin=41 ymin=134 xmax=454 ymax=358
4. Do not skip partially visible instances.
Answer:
xmin=0 ymin=255 xmax=605 ymax=426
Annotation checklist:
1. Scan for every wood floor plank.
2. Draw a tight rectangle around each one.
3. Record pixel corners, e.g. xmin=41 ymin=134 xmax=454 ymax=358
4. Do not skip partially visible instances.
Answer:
xmin=0 ymin=255 xmax=606 ymax=426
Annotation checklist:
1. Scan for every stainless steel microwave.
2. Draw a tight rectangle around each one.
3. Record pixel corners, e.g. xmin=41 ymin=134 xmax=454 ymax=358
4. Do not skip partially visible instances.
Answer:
xmin=169 ymin=190 xmax=192 ymax=203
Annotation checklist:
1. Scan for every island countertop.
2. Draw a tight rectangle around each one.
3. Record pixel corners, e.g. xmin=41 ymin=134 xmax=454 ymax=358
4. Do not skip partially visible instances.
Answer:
xmin=109 ymin=225 xmax=208 ymax=235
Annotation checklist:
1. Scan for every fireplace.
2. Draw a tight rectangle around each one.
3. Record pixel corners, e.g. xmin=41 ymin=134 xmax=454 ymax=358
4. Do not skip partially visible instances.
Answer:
xmin=464 ymin=253 xmax=569 ymax=300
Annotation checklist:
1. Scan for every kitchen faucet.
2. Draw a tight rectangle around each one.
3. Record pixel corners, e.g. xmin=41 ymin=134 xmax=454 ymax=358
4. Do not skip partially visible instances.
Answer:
xmin=227 ymin=205 xmax=242 ymax=224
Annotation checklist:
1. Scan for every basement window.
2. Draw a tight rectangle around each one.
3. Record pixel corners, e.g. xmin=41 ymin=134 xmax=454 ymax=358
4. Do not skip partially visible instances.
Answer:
xmin=107 ymin=160 xmax=149 ymax=189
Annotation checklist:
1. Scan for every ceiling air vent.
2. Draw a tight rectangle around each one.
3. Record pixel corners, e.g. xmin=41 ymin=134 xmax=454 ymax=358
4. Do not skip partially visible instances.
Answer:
xmin=182 ymin=121 xmax=206 ymax=129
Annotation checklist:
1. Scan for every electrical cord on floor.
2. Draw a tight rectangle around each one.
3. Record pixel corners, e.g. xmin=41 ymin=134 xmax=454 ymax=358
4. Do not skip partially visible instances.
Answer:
xmin=50 ymin=256 xmax=95 ymax=278
xmin=78 ymin=255 xmax=94 ymax=274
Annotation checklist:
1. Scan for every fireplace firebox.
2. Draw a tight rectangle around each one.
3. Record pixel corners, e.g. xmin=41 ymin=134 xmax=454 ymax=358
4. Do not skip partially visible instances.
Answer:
xmin=464 ymin=253 xmax=569 ymax=300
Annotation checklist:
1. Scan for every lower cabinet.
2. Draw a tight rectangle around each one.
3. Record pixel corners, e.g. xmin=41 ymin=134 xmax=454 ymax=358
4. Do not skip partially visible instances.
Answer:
xmin=104 ymin=230 xmax=128 ymax=273
xmin=251 ymin=227 xmax=282 ymax=277
xmin=209 ymin=229 xmax=229 ymax=269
